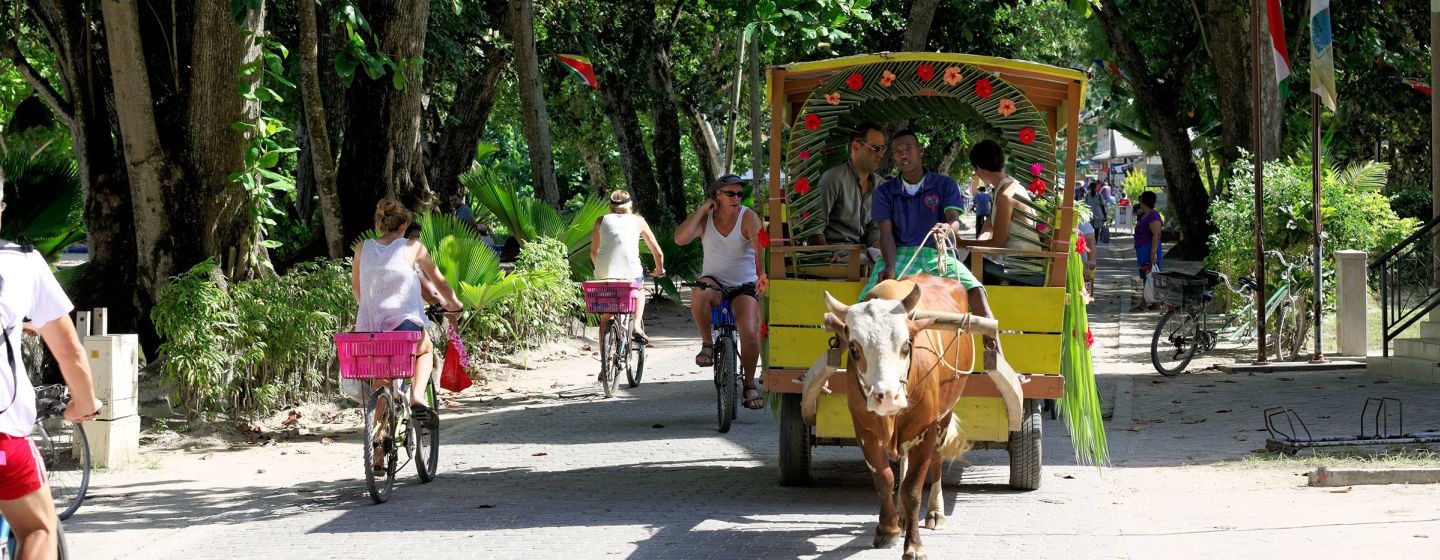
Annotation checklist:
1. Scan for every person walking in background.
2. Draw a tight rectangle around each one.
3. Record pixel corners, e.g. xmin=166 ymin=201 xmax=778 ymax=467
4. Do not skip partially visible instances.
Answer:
xmin=1133 ymin=191 xmax=1165 ymax=311
xmin=1084 ymin=181 xmax=1109 ymax=246
xmin=591 ymin=190 xmax=665 ymax=344
xmin=972 ymin=185 xmax=992 ymax=239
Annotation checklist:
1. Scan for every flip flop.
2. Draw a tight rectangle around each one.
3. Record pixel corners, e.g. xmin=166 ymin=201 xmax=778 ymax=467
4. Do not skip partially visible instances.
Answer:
xmin=411 ymin=404 xmax=439 ymax=429
xmin=742 ymin=385 xmax=764 ymax=410
xmin=632 ymin=330 xmax=650 ymax=345
xmin=695 ymin=343 xmax=714 ymax=367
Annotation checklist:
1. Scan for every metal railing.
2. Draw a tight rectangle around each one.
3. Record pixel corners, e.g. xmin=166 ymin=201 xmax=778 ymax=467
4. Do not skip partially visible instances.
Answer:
xmin=1369 ymin=214 xmax=1440 ymax=356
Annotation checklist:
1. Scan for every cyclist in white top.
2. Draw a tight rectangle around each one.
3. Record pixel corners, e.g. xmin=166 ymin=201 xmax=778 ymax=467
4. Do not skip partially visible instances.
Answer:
xmin=0 ymin=189 xmax=101 ymax=559
xmin=352 ymin=199 xmax=462 ymax=432
xmin=590 ymin=190 xmax=665 ymax=343
xmin=674 ymin=174 xmax=768 ymax=410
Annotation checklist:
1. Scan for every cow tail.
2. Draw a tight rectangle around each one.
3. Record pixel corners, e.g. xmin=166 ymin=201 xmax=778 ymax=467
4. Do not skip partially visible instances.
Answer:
xmin=937 ymin=414 xmax=971 ymax=462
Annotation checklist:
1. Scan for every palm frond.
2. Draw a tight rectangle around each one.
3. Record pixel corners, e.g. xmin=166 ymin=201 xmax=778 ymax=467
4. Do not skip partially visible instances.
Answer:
xmin=1 ymin=149 xmax=85 ymax=261
xmin=1332 ymin=161 xmax=1388 ymax=193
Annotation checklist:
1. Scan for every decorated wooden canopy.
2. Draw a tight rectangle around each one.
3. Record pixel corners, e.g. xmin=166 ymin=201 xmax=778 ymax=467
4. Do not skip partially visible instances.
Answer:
xmin=764 ymin=53 xmax=1087 ymax=286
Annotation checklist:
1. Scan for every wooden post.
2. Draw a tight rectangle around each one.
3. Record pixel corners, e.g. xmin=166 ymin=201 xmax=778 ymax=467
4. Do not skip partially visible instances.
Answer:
xmin=768 ymin=67 xmax=788 ymax=279
xmin=75 ymin=311 xmax=91 ymax=337
xmin=1251 ymin=0 xmax=1269 ymax=364
xmin=1049 ymin=85 xmax=1082 ymax=288
xmin=93 ymin=307 xmax=109 ymax=336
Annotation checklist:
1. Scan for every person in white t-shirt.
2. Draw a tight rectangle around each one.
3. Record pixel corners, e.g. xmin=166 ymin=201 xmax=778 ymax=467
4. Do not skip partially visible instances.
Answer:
xmin=0 ymin=190 xmax=102 ymax=559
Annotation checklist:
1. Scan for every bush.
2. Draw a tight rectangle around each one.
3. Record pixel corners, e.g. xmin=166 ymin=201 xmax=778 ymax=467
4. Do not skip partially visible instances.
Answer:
xmin=1388 ymin=184 xmax=1430 ymax=222
xmin=151 ymin=258 xmax=355 ymax=421
xmin=1208 ymin=155 xmax=1419 ymax=301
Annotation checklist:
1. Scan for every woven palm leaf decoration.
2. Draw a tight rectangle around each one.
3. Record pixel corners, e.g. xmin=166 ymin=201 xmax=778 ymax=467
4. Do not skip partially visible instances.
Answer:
xmin=782 ymin=60 xmax=1062 ymax=270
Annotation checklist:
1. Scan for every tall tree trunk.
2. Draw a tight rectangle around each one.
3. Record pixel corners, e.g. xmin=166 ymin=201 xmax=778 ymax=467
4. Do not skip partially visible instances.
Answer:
xmin=651 ymin=45 xmax=688 ymax=226
xmin=428 ymin=48 xmax=509 ymax=210
xmin=687 ymin=108 xmax=722 ymax=185
xmin=336 ymin=0 xmax=432 ymax=242
xmin=576 ymin=141 xmax=608 ymax=197
xmin=599 ymin=82 xmax=663 ymax=223
xmin=298 ymin=0 xmax=345 ymax=258
xmin=25 ymin=0 xmax=141 ymax=333
xmin=1096 ymin=0 xmax=1212 ymax=258
xmin=938 ymin=139 xmax=965 ymax=177
xmin=1201 ymin=0 xmax=1284 ymax=188
xmin=509 ymin=0 xmax=560 ymax=209
xmin=902 ymin=0 xmax=942 ymax=51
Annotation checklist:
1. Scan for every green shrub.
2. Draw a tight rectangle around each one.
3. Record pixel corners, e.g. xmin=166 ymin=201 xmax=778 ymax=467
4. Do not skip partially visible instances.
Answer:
xmin=481 ymin=237 xmax=579 ymax=351
xmin=1387 ymin=184 xmax=1430 ymax=222
xmin=1209 ymin=155 xmax=1419 ymax=302
xmin=151 ymin=258 xmax=355 ymax=421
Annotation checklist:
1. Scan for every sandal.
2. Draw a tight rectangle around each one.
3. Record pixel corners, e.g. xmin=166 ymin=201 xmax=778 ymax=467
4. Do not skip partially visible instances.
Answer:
xmin=632 ymin=330 xmax=650 ymax=345
xmin=411 ymin=404 xmax=439 ymax=430
xmin=742 ymin=384 xmax=764 ymax=410
xmin=695 ymin=343 xmax=714 ymax=367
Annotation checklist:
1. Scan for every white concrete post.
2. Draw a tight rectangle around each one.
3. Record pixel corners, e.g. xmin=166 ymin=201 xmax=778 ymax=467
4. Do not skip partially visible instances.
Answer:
xmin=82 ymin=333 xmax=141 ymax=468
xmin=1335 ymin=250 xmax=1368 ymax=357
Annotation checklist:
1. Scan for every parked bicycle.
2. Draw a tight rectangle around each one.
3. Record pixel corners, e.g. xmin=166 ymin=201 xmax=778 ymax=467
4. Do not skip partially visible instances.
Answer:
xmin=583 ymin=280 xmax=647 ymax=398
xmin=334 ymin=307 xmax=453 ymax=504
xmin=31 ymin=385 xmax=90 ymax=521
xmin=1149 ymin=251 xmax=1313 ymax=376
xmin=681 ymin=281 xmax=749 ymax=433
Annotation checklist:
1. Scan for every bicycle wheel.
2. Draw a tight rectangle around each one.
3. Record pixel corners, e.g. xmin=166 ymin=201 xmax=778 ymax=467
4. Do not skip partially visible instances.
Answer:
xmin=363 ymin=386 xmax=397 ymax=504
xmin=715 ymin=336 xmax=738 ymax=433
xmin=1151 ymin=308 xmax=1202 ymax=376
xmin=31 ymin=416 xmax=89 ymax=521
xmin=415 ymin=378 xmax=440 ymax=483
xmin=600 ymin=319 xmax=625 ymax=398
xmin=1274 ymin=299 xmax=1308 ymax=363
xmin=627 ymin=337 xmax=645 ymax=388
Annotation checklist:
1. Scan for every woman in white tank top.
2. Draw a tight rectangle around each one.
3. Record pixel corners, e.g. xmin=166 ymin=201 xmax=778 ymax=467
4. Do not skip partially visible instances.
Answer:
xmin=590 ymin=190 xmax=665 ymax=343
xmin=352 ymin=199 xmax=463 ymax=429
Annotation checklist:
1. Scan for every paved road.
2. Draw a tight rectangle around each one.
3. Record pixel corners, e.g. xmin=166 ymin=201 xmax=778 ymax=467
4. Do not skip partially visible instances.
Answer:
xmin=65 ymin=239 xmax=1440 ymax=559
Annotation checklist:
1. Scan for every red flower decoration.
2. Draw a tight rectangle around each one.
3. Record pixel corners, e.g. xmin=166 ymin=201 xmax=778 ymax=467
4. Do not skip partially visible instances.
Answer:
xmin=824 ymin=92 xmax=842 ymax=105
xmin=1085 ymin=327 xmax=1095 ymax=348
xmin=1074 ymin=231 xmax=1089 ymax=254
xmin=1031 ymin=163 xmax=1044 ymax=177
xmin=758 ymin=230 xmax=771 ymax=248
xmin=846 ymin=72 xmax=864 ymax=91
xmin=794 ymin=177 xmax=812 ymax=195
xmin=805 ymin=113 xmax=821 ymax=130
xmin=975 ymin=78 xmax=993 ymax=99
xmin=917 ymin=64 xmax=935 ymax=82
xmin=1027 ymin=178 xmax=1048 ymax=196
xmin=942 ymin=66 xmax=962 ymax=86
xmin=1018 ymin=127 xmax=1036 ymax=145
xmin=1037 ymin=223 xmax=1049 ymax=233
xmin=880 ymin=70 xmax=897 ymax=87
xmin=761 ymin=323 xmax=769 ymax=339
xmin=798 ymin=150 xmax=811 ymax=160
xmin=801 ymin=211 xmax=811 ymax=220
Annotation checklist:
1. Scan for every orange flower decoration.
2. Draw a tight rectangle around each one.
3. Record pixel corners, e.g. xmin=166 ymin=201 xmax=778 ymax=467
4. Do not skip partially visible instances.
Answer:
xmin=975 ymin=78 xmax=993 ymax=99
xmin=805 ymin=114 xmax=821 ymax=130
xmin=880 ymin=70 xmax=897 ymax=87
xmin=824 ymin=92 xmax=842 ymax=105
xmin=917 ymin=64 xmax=935 ymax=82
xmin=1018 ymin=126 xmax=1036 ymax=145
xmin=998 ymin=98 xmax=1017 ymax=117
xmin=942 ymin=66 xmax=962 ymax=86
xmin=846 ymin=72 xmax=864 ymax=91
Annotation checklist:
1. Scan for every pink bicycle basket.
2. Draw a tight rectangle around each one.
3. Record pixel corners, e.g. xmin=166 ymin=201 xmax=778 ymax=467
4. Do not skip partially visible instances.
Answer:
xmin=583 ymin=280 xmax=642 ymax=314
xmin=334 ymin=331 xmax=424 ymax=379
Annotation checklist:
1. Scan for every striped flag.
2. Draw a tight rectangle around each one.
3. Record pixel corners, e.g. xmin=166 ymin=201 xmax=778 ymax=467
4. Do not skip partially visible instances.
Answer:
xmin=555 ymin=54 xmax=598 ymax=89
xmin=1310 ymin=0 xmax=1336 ymax=110
xmin=1266 ymin=0 xmax=1291 ymax=84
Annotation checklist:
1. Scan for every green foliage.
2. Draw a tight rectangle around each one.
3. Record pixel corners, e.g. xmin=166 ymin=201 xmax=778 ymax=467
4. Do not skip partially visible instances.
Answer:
xmin=1208 ymin=155 xmax=1419 ymax=298
xmin=329 ymin=1 xmax=423 ymax=88
xmin=460 ymin=166 xmax=609 ymax=278
xmin=1387 ymin=185 xmax=1430 ymax=223
xmin=151 ymin=258 xmax=356 ymax=421
xmin=230 ymin=31 xmax=298 ymax=253
xmin=0 ymin=148 xmax=86 ymax=262
xmin=1060 ymin=249 xmax=1107 ymax=465
xmin=645 ymin=224 xmax=703 ymax=301
xmin=1123 ymin=168 xmax=1147 ymax=194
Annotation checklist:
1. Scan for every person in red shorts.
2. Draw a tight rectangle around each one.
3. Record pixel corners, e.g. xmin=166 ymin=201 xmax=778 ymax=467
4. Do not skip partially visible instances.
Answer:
xmin=0 ymin=188 xmax=101 ymax=559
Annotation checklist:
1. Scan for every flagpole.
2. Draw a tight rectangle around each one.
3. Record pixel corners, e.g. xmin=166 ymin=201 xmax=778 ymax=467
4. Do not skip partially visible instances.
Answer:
xmin=1252 ymin=0 xmax=1268 ymax=364
xmin=1310 ymin=90 xmax=1326 ymax=363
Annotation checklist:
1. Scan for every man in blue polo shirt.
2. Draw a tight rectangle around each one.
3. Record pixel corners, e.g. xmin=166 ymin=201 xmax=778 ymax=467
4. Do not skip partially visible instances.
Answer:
xmin=869 ymin=130 xmax=996 ymax=346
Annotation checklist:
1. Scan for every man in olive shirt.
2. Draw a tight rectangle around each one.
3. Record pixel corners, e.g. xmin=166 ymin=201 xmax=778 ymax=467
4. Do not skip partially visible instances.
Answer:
xmin=808 ymin=123 xmax=886 ymax=263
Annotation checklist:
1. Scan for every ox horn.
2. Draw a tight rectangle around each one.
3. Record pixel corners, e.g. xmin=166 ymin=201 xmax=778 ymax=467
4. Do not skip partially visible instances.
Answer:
xmin=910 ymin=310 xmax=999 ymax=337
xmin=823 ymin=291 xmax=849 ymax=317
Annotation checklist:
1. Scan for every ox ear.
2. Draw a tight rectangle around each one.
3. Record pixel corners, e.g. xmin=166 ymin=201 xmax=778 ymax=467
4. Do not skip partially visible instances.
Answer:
xmin=900 ymin=284 xmax=923 ymax=313
xmin=823 ymin=291 xmax=850 ymax=317
xmin=823 ymin=312 xmax=848 ymax=338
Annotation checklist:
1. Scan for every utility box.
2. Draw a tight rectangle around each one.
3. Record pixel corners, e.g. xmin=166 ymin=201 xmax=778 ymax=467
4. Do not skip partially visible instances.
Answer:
xmin=82 ymin=333 xmax=141 ymax=468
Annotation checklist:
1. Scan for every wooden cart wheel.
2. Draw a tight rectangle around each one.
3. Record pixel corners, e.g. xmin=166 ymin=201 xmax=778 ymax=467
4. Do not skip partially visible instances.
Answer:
xmin=1007 ymin=398 xmax=1043 ymax=491
xmin=778 ymin=393 xmax=812 ymax=486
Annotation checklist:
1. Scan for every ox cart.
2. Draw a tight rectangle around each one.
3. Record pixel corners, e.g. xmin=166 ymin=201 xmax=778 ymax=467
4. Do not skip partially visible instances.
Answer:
xmin=758 ymin=53 xmax=1088 ymax=490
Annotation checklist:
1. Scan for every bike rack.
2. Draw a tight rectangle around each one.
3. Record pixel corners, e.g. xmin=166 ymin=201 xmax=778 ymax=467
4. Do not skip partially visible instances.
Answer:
xmin=1264 ymin=397 xmax=1440 ymax=454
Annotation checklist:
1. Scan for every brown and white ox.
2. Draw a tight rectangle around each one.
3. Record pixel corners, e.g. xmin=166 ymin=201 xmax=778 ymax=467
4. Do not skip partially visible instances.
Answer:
xmin=801 ymin=275 xmax=1004 ymax=560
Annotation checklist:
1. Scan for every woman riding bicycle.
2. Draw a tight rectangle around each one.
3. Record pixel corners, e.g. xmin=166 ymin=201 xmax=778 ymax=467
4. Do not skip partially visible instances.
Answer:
xmin=351 ymin=200 xmax=462 ymax=430
xmin=674 ymin=174 xmax=767 ymax=410
xmin=0 ymin=189 xmax=101 ymax=559
xmin=590 ymin=190 xmax=665 ymax=343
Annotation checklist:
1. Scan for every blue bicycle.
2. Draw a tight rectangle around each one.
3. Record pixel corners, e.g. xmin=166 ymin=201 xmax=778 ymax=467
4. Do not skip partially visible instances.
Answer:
xmin=682 ymin=281 xmax=753 ymax=433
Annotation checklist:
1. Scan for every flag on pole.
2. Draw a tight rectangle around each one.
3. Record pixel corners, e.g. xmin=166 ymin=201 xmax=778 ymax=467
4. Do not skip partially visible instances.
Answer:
xmin=555 ymin=54 xmax=598 ymax=89
xmin=1266 ymin=0 xmax=1291 ymax=84
xmin=1310 ymin=0 xmax=1336 ymax=110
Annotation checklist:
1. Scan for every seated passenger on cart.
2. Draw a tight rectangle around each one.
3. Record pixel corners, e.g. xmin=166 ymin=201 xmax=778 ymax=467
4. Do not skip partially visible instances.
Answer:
xmin=869 ymin=130 xmax=998 ymax=348
xmin=956 ymin=139 xmax=1044 ymax=286
xmin=808 ymin=122 xmax=886 ymax=265
xmin=674 ymin=174 xmax=768 ymax=410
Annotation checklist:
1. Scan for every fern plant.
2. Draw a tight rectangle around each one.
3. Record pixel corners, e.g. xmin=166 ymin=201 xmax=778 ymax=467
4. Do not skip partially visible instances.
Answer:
xmin=459 ymin=166 xmax=609 ymax=279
